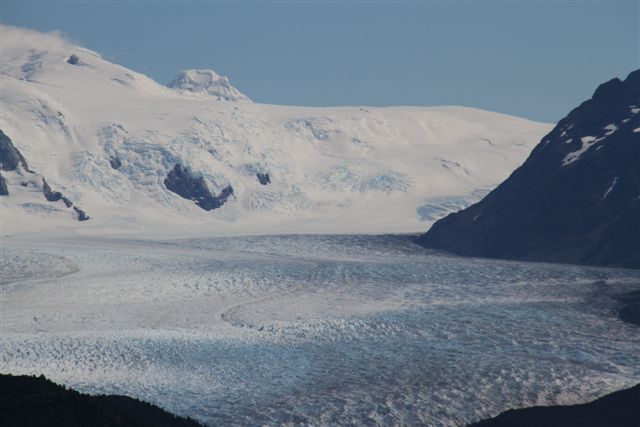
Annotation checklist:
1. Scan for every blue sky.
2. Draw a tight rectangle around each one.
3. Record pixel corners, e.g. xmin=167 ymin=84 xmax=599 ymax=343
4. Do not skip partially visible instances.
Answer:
xmin=2 ymin=1 xmax=638 ymax=122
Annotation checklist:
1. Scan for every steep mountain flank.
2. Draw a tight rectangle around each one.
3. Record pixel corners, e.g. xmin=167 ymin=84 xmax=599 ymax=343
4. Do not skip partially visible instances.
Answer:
xmin=418 ymin=70 xmax=640 ymax=269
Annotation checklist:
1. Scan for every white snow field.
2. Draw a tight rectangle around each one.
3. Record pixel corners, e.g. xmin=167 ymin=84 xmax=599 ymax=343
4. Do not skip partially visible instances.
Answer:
xmin=0 ymin=26 xmax=552 ymax=237
xmin=2 ymin=235 xmax=640 ymax=426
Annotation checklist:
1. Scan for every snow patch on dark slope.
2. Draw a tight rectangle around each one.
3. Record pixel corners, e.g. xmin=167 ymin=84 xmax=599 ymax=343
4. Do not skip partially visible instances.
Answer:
xmin=418 ymin=69 xmax=640 ymax=269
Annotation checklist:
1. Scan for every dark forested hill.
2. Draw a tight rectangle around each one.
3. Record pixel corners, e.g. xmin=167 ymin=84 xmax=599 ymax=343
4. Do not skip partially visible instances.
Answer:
xmin=468 ymin=383 xmax=640 ymax=427
xmin=0 ymin=374 xmax=203 ymax=427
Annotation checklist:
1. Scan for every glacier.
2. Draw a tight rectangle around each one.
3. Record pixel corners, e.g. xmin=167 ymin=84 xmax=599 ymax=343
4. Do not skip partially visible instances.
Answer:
xmin=2 ymin=25 xmax=636 ymax=427
xmin=2 ymin=235 xmax=639 ymax=426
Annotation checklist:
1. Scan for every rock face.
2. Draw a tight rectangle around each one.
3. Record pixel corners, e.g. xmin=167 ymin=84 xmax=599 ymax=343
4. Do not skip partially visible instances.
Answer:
xmin=42 ymin=178 xmax=63 ymax=202
xmin=73 ymin=206 xmax=90 ymax=221
xmin=417 ymin=70 xmax=640 ymax=269
xmin=468 ymin=383 xmax=640 ymax=427
xmin=164 ymin=164 xmax=233 ymax=211
xmin=109 ymin=155 xmax=122 ymax=169
xmin=256 ymin=172 xmax=271 ymax=185
xmin=0 ymin=173 xmax=8 ymax=195
xmin=0 ymin=130 xmax=89 ymax=221
xmin=0 ymin=129 xmax=29 ymax=172
xmin=67 ymin=54 xmax=80 ymax=65
xmin=0 ymin=374 xmax=203 ymax=427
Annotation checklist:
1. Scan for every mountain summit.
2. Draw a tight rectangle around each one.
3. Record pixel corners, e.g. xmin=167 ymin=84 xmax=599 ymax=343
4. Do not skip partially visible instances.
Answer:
xmin=417 ymin=70 xmax=640 ymax=269
xmin=168 ymin=69 xmax=250 ymax=101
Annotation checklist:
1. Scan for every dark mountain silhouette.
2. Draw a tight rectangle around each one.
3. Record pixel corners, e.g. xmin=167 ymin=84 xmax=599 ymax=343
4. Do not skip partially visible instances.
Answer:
xmin=0 ymin=374 xmax=203 ymax=427
xmin=468 ymin=383 xmax=640 ymax=427
xmin=418 ymin=70 xmax=640 ymax=269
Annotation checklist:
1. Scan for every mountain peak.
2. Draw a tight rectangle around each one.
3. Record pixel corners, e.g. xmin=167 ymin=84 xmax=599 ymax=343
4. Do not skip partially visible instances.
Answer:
xmin=167 ymin=69 xmax=250 ymax=101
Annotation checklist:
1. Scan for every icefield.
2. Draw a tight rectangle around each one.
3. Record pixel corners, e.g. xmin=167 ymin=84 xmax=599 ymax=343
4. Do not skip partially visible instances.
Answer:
xmin=1 ymin=235 xmax=639 ymax=426
xmin=0 ymin=25 xmax=552 ymax=236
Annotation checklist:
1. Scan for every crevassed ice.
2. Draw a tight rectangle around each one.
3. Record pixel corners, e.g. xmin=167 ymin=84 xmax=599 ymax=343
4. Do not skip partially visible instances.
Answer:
xmin=2 ymin=235 xmax=639 ymax=426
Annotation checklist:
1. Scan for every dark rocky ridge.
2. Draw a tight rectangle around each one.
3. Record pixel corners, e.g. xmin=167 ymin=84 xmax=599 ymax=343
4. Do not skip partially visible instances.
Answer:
xmin=42 ymin=178 xmax=87 ymax=216
xmin=468 ymin=383 xmax=640 ymax=427
xmin=0 ymin=129 xmax=30 ymax=172
xmin=165 ymin=163 xmax=233 ymax=211
xmin=0 ymin=374 xmax=203 ymax=427
xmin=0 ymin=129 xmax=89 ymax=221
xmin=418 ymin=70 xmax=640 ymax=269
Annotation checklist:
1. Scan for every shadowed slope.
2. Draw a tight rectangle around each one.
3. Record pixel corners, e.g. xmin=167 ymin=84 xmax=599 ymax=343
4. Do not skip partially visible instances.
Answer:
xmin=0 ymin=374 xmax=203 ymax=427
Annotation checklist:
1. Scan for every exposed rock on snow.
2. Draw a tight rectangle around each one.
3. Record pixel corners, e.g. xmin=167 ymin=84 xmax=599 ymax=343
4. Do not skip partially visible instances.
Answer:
xmin=0 ymin=130 xmax=30 ymax=172
xmin=73 ymin=206 xmax=90 ymax=221
xmin=0 ymin=129 xmax=87 ymax=220
xmin=67 ymin=54 xmax=80 ymax=65
xmin=42 ymin=179 xmax=86 ymax=219
xmin=256 ymin=172 xmax=271 ymax=185
xmin=164 ymin=164 xmax=233 ymax=211
xmin=42 ymin=178 xmax=63 ymax=202
xmin=109 ymin=155 xmax=122 ymax=169
xmin=0 ymin=173 xmax=8 ymax=195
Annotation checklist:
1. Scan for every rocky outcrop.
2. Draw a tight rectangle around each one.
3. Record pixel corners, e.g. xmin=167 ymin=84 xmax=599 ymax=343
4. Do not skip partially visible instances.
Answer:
xmin=0 ymin=173 xmax=8 ymax=196
xmin=42 ymin=178 xmax=63 ymax=202
xmin=468 ymin=383 xmax=640 ymax=427
xmin=0 ymin=130 xmax=30 ymax=172
xmin=42 ymin=179 xmax=86 ymax=218
xmin=73 ymin=206 xmax=90 ymax=221
xmin=257 ymin=172 xmax=271 ymax=185
xmin=67 ymin=54 xmax=80 ymax=65
xmin=0 ymin=374 xmax=203 ymax=427
xmin=62 ymin=197 xmax=73 ymax=208
xmin=164 ymin=164 xmax=233 ymax=211
xmin=0 ymin=130 xmax=89 ymax=222
xmin=109 ymin=155 xmax=122 ymax=169
xmin=418 ymin=70 xmax=640 ymax=269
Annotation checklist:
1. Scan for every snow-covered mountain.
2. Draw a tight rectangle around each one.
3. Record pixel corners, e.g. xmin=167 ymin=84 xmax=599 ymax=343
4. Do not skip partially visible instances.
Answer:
xmin=0 ymin=26 xmax=552 ymax=237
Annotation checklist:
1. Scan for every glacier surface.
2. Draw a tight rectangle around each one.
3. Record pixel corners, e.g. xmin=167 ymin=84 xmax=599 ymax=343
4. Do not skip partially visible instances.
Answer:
xmin=1 ymin=235 xmax=639 ymax=426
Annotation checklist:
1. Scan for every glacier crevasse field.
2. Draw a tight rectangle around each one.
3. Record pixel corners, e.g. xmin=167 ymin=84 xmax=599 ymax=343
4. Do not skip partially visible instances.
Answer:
xmin=1 ymin=235 xmax=639 ymax=426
